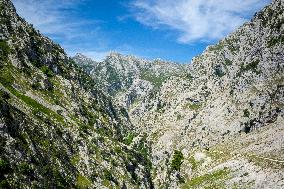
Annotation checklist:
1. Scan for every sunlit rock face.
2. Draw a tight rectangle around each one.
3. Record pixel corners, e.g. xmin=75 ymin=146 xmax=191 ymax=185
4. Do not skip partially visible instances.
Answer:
xmin=76 ymin=0 xmax=284 ymax=188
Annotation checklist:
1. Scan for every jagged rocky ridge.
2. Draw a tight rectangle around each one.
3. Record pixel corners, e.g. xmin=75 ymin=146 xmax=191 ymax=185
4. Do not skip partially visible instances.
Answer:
xmin=75 ymin=0 xmax=284 ymax=188
xmin=73 ymin=53 xmax=186 ymax=109
xmin=0 ymin=0 xmax=153 ymax=188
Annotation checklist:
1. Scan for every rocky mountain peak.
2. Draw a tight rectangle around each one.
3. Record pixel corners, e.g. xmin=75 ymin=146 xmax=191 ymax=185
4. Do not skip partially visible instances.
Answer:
xmin=73 ymin=53 xmax=96 ymax=67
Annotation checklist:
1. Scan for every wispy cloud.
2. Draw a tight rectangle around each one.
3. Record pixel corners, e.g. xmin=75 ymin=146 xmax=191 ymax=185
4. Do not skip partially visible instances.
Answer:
xmin=12 ymin=0 xmax=106 ymax=55
xmin=130 ymin=0 xmax=271 ymax=43
xmin=13 ymin=0 xmax=85 ymax=37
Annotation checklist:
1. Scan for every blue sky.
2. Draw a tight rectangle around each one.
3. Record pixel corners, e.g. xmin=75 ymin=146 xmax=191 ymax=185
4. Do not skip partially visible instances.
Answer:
xmin=12 ymin=0 xmax=270 ymax=63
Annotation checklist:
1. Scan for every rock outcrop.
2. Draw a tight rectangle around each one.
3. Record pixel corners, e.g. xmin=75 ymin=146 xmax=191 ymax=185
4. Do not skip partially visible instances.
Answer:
xmin=73 ymin=52 xmax=186 ymax=109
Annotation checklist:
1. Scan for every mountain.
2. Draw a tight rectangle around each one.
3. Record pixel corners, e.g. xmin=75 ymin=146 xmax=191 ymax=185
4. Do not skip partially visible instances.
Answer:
xmin=1 ymin=0 xmax=284 ymax=188
xmin=76 ymin=0 xmax=284 ymax=188
xmin=73 ymin=52 xmax=186 ymax=109
xmin=0 ymin=0 xmax=153 ymax=188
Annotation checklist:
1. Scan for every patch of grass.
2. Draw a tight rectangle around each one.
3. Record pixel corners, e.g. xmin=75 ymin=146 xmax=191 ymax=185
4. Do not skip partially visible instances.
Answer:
xmin=215 ymin=69 xmax=226 ymax=77
xmin=76 ymin=174 xmax=91 ymax=189
xmin=114 ymin=146 xmax=122 ymax=154
xmin=104 ymin=170 xmax=114 ymax=181
xmin=123 ymin=133 xmax=134 ymax=145
xmin=0 ymin=69 xmax=14 ymax=87
xmin=41 ymin=66 xmax=54 ymax=77
xmin=71 ymin=154 xmax=80 ymax=166
xmin=6 ymin=86 xmax=65 ymax=124
xmin=140 ymin=70 xmax=168 ymax=89
xmin=185 ymin=73 xmax=194 ymax=81
xmin=188 ymin=156 xmax=198 ymax=170
xmin=182 ymin=168 xmax=230 ymax=189
xmin=184 ymin=103 xmax=202 ymax=111
xmin=0 ymin=40 xmax=10 ymax=62
xmin=225 ymin=38 xmax=239 ymax=53
xmin=246 ymin=154 xmax=284 ymax=170
xmin=151 ymin=130 xmax=161 ymax=141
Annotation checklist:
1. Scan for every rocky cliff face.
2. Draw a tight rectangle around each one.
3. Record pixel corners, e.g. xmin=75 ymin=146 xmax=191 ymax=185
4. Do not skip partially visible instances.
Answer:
xmin=0 ymin=0 xmax=153 ymax=188
xmin=128 ymin=0 xmax=284 ymax=188
xmin=73 ymin=52 xmax=186 ymax=109
xmin=76 ymin=0 xmax=284 ymax=188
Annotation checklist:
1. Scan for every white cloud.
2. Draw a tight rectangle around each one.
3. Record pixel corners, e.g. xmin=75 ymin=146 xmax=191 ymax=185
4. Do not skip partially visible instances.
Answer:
xmin=11 ymin=0 xmax=103 ymax=52
xmin=130 ymin=0 xmax=271 ymax=43
xmin=13 ymin=0 xmax=81 ymax=37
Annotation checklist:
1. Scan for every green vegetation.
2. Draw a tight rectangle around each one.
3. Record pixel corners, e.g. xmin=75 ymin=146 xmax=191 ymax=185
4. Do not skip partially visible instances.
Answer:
xmin=133 ymin=134 xmax=153 ymax=173
xmin=106 ymin=66 xmax=120 ymax=84
xmin=237 ymin=60 xmax=261 ymax=77
xmin=7 ymin=85 xmax=64 ymax=124
xmin=224 ymin=58 xmax=232 ymax=66
xmin=71 ymin=154 xmax=80 ymax=166
xmin=0 ymin=158 xmax=10 ymax=174
xmin=243 ymin=109 xmax=250 ymax=117
xmin=104 ymin=170 xmax=113 ymax=181
xmin=123 ymin=133 xmax=135 ymax=145
xmin=0 ymin=40 xmax=10 ymax=62
xmin=267 ymin=35 xmax=284 ymax=47
xmin=40 ymin=65 xmax=54 ymax=77
xmin=214 ymin=66 xmax=226 ymax=77
xmin=241 ymin=60 xmax=260 ymax=72
xmin=171 ymin=150 xmax=184 ymax=171
xmin=18 ymin=162 xmax=32 ymax=175
xmin=182 ymin=168 xmax=230 ymax=189
xmin=188 ymin=156 xmax=198 ymax=170
xmin=114 ymin=145 xmax=122 ymax=154
xmin=208 ymin=43 xmax=224 ymax=52
xmin=185 ymin=73 xmax=194 ymax=81
xmin=215 ymin=69 xmax=226 ymax=77
xmin=0 ymin=156 xmax=11 ymax=188
xmin=140 ymin=70 xmax=168 ymax=89
xmin=31 ymin=81 xmax=41 ymax=90
xmin=0 ymin=69 xmax=14 ymax=87
xmin=0 ymin=89 xmax=10 ymax=100
xmin=184 ymin=103 xmax=202 ymax=111
xmin=76 ymin=174 xmax=91 ymax=189
xmin=225 ymin=38 xmax=240 ymax=53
